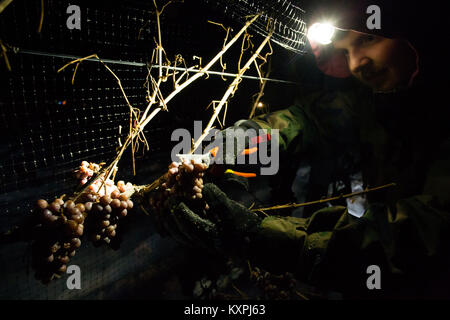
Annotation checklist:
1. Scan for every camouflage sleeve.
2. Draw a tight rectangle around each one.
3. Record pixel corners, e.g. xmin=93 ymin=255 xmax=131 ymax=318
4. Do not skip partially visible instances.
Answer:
xmin=249 ymin=90 xmax=359 ymax=154
xmin=250 ymin=105 xmax=314 ymax=154
xmin=251 ymin=139 xmax=450 ymax=296
xmin=322 ymin=138 xmax=450 ymax=294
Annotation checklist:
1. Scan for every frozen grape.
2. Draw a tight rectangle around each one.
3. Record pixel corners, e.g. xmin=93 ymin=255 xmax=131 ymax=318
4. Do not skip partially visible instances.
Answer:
xmin=120 ymin=201 xmax=128 ymax=209
xmin=57 ymin=264 xmax=67 ymax=273
xmin=101 ymin=220 xmax=110 ymax=227
xmin=65 ymin=220 xmax=78 ymax=235
xmin=100 ymin=195 xmax=112 ymax=206
xmin=40 ymin=209 xmax=54 ymax=222
xmin=103 ymin=205 xmax=112 ymax=214
xmin=70 ymin=238 xmax=81 ymax=248
xmin=126 ymin=200 xmax=133 ymax=209
xmin=64 ymin=200 xmax=75 ymax=210
xmin=72 ymin=213 xmax=84 ymax=224
xmin=84 ymin=202 xmax=93 ymax=211
xmin=110 ymin=199 xmax=121 ymax=209
xmin=93 ymin=203 xmax=103 ymax=212
xmin=59 ymin=256 xmax=70 ymax=264
xmin=75 ymin=224 xmax=84 ymax=236
xmin=119 ymin=209 xmax=127 ymax=217
xmin=37 ymin=199 xmax=48 ymax=209
xmin=68 ymin=207 xmax=81 ymax=217
xmin=75 ymin=203 xmax=86 ymax=212
xmin=111 ymin=190 xmax=120 ymax=199
xmin=49 ymin=202 xmax=61 ymax=213
xmin=50 ymin=243 xmax=60 ymax=253
xmin=119 ymin=194 xmax=128 ymax=201
xmin=117 ymin=181 xmax=126 ymax=193
xmin=85 ymin=193 xmax=96 ymax=202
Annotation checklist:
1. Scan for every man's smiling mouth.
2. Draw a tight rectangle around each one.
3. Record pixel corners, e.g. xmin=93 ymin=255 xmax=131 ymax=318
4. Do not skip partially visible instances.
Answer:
xmin=361 ymin=69 xmax=387 ymax=87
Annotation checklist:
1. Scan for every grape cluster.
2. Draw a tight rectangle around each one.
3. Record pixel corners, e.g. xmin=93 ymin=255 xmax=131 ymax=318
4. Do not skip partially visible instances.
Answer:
xmin=74 ymin=161 xmax=102 ymax=185
xmin=250 ymin=267 xmax=302 ymax=300
xmin=86 ymin=176 xmax=133 ymax=197
xmin=32 ymin=198 xmax=85 ymax=284
xmin=148 ymin=159 xmax=209 ymax=214
xmin=193 ymin=265 xmax=246 ymax=300
xmin=31 ymin=178 xmax=135 ymax=283
xmin=74 ymin=178 xmax=133 ymax=247
xmin=84 ymin=190 xmax=133 ymax=246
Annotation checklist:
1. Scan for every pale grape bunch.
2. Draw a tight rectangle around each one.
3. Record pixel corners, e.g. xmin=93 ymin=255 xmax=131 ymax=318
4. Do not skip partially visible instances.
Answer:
xmin=31 ymin=179 xmax=135 ymax=283
xmin=148 ymin=159 xmax=209 ymax=214
xmin=32 ymin=198 xmax=85 ymax=284
xmin=82 ymin=179 xmax=134 ymax=247
xmin=249 ymin=267 xmax=299 ymax=300
xmin=85 ymin=191 xmax=133 ymax=247
xmin=74 ymin=161 xmax=101 ymax=185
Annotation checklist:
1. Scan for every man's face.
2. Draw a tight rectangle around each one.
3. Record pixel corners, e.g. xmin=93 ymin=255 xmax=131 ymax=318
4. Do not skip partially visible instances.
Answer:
xmin=332 ymin=31 xmax=417 ymax=92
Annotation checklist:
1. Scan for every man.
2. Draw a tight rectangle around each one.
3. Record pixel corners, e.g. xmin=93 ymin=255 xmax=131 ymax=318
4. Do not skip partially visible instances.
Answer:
xmin=317 ymin=30 xmax=418 ymax=92
xmin=154 ymin=1 xmax=450 ymax=298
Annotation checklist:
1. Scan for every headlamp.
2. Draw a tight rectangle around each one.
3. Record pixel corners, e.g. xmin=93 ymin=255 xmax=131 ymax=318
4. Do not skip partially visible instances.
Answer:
xmin=307 ymin=22 xmax=336 ymax=45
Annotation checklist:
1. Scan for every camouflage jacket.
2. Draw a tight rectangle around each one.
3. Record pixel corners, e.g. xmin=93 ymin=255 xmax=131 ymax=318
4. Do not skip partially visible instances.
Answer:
xmin=238 ymin=87 xmax=450 ymax=298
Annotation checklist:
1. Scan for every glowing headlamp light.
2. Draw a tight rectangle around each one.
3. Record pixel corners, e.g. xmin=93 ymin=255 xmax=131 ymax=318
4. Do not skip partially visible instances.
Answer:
xmin=307 ymin=23 xmax=336 ymax=45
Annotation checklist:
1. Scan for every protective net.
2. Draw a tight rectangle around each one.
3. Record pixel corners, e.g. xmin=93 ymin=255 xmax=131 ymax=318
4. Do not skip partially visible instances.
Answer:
xmin=203 ymin=0 xmax=308 ymax=54
xmin=1 ymin=1 xmax=166 ymax=219
xmin=0 ymin=0 xmax=307 ymax=299
xmin=0 ymin=0 xmax=188 ymax=299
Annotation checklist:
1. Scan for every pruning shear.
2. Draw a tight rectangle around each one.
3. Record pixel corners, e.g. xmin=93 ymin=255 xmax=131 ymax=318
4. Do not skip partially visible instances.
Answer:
xmin=175 ymin=152 xmax=212 ymax=167
xmin=177 ymin=132 xmax=271 ymax=179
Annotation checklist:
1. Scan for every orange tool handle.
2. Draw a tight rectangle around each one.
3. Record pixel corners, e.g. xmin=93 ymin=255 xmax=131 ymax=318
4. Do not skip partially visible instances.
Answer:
xmin=225 ymin=169 xmax=257 ymax=178
xmin=240 ymin=147 xmax=258 ymax=155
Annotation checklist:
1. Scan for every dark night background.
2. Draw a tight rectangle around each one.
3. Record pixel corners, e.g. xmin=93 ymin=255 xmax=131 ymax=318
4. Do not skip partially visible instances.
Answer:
xmin=0 ymin=0 xmax=445 ymax=300
xmin=0 ymin=0 xmax=332 ymax=299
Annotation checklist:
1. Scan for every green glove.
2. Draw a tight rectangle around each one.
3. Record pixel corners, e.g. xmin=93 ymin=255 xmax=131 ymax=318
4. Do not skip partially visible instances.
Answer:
xmin=161 ymin=183 xmax=262 ymax=255
xmin=162 ymin=198 xmax=221 ymax=252
xmin=160 ymin=184 xmax=342 ymax=280
xmin=202 ymin=183 xmax=262 ymax=235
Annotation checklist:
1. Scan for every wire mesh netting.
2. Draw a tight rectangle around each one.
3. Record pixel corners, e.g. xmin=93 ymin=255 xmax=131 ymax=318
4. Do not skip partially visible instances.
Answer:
xmin=0 ymin=0 xmax=171 ymax=220
xmin=0 ymin=0 xmax=193 ymax=299
xmin=0 ymin=0 xmax=224 ymax=299
xmin=0 ymin=0 xmax=308 ymax=299
xmin=203 ymin=0 xmax=308 ymax=54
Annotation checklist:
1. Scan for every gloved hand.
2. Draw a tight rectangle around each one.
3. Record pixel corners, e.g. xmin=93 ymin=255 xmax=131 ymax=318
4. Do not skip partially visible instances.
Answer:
xmin=158 ymin=183 xmax=347 ymax=278
xmin=159 ymin=183 xmax=263 ymax=255
xmin=205 ymin=119 xmax=270 ymax=179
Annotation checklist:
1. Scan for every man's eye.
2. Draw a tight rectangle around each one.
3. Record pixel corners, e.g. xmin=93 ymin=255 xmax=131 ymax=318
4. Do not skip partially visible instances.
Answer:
xmin=361 ymin=35 xmax=376 ymax=43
